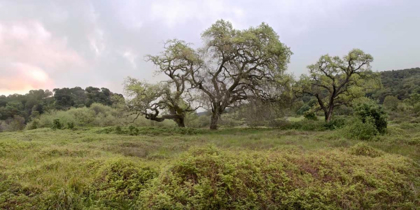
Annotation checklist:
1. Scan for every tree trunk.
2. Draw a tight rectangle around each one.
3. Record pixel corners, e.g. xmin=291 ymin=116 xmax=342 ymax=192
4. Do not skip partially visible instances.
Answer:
xmin=210 ymin=112 xmax=220 ymax=130
xmin=325 ymin=106 xmax=334 ymax=122
xmin=175 ymin=116 xmax=185 ymax=127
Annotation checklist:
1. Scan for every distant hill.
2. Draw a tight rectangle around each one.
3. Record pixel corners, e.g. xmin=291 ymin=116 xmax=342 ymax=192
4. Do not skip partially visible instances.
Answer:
xmin=373 ymin=67 xmax=420 ymax=103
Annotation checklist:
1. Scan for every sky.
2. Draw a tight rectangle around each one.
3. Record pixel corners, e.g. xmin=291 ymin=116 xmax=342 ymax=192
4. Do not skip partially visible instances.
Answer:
xmin=0 ymin=0 xmax=419 ymax=95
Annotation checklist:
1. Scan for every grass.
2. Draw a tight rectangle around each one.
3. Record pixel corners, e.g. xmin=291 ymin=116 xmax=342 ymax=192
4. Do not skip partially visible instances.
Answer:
xmin=0 ymin=125 xmax=419 ymax=209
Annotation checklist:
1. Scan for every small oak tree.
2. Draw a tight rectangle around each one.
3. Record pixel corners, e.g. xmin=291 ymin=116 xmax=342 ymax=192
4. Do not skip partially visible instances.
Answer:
xmin=296 ymin=49 xmax=379 ymax=122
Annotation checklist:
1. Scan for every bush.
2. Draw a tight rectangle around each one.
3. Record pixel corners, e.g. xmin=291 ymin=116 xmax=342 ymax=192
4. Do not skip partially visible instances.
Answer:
xmin=353 ymin=102 xmax=388 ymax=134
xmin=115 ymin=126 xmax=123 ymax=134
xmin=89 ymin=159 xmax=157 ymax=208
xmin=324 ymin=117 xmax=346 ymax=130
xmin=303 ymin=111 xmax=317 ymax=120
xmin=283 ymin=119 xmax=326 ymax=131
xmin=128 ymin=125 xmax=139 ymax=135
xmin=26 ymin=119 xmax=40 ymax=130
xmin=52 ymin=119 xmax=62 ymax=130
xmin=67 ymin=122 xmax=75 ymax=129
xmin=349 ymin=143 xmax=384 ymax=157
xmin=414 ymin=103 xmax=420 ymax=115
xmin=139 ymin=147 xmax=420 ymax=209
xmin=342 ymin=117 xmax=379 ymax=141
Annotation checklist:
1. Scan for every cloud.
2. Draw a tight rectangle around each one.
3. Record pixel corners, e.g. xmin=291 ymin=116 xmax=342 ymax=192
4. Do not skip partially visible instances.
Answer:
xmin=0 ymin=63 xmax=54 ymax=95
xmin=0 ymin=0 xmax=419 ymax=95
xmin=0 ymin=20 xmax=86 ymax=94
xmin=150 ymin=0 xmax=245 ymax=28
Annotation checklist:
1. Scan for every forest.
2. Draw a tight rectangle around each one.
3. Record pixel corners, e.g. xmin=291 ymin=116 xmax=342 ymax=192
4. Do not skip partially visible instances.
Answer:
xmin=0 ymin=20 xmax=419 ymax=209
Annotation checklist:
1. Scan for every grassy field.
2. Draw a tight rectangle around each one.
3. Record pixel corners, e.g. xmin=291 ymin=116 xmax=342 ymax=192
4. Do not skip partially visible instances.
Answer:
xmin=0 ymin=124 xmax=419 ymax=209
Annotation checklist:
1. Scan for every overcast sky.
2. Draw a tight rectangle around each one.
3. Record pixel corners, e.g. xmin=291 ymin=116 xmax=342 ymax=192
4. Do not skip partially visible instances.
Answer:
xmin=0 ymin=0 xmax=419 ymax=95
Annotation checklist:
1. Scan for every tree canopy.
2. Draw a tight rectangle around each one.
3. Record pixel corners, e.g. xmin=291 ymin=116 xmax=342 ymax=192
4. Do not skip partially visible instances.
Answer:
xmin=295 ymin=49 xmax=379 ymax=122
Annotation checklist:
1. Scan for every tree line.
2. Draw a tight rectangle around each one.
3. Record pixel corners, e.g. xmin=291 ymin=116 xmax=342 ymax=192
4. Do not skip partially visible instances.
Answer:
xmin=0 ymin=87 xmax=123 ymax=123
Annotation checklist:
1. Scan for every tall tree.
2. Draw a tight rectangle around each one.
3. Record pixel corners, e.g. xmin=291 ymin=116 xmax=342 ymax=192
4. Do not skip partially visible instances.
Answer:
xmin=150 ymin=20 xmax=291 ymax=129
xmin=296 ymin=49 xmax=378 ymax=122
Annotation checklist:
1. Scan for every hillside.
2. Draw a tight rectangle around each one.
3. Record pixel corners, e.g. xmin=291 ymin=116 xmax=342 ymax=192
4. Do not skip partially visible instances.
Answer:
xmin=374 ymin=67 xmax=420 ymax=103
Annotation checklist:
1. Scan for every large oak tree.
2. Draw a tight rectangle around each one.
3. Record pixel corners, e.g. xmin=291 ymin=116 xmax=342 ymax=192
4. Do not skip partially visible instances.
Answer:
xmin=150 ymin=20 xmax=292 ymax=129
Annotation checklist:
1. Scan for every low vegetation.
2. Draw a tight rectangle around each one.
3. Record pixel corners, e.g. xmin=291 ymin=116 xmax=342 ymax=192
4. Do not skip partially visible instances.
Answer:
xmin=0 ymin=123 xmax=419 ymax=209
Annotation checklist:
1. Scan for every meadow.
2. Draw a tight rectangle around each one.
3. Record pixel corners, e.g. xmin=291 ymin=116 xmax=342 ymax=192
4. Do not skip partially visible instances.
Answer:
xmin=0 ymin=122 xmax=419 ymax=209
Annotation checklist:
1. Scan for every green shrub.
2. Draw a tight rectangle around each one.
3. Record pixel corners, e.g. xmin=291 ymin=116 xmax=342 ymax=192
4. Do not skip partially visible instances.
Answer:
xmin=115 ymin=126 xmax=123 ymax=134
xmin=52 ymin=119 xmax=62 ymax=130
xmin=349 ymin=143 xmax=384 ymax=157
xmin=303 ymin=111 xmax=317 ymax=120
xmin=324 ymin=117 xmax=346 ymax=130
xmin=342 ymin=117 xmax=379 ymax=141
xmin=353 ymin=102 xmax=387 ymax=134
xmin=67 ymin=122 xmax=75 ymax=130
xmin=413 ymin=103 xmax=420 ymax=115
xmin=283 ymin=119 xmax=326 ymax=131
xmin=128 ymin=125 xmax=140 ymax=135
xmin=89 ymin=159 xmax=157 ymax=208
xmin=26 ymin=119 xmax=40 ymax=130
xmin=140 ymin=147 xmax=419 ymax=209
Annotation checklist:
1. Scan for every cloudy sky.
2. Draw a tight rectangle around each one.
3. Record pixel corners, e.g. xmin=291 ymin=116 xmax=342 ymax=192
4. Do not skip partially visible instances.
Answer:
xmin=0 ymin=0 xmax=419 ymax=95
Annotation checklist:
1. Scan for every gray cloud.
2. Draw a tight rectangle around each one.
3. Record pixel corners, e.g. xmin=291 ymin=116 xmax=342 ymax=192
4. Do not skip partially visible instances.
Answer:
xmin=0 ymin=0 xmax=419 ymax=94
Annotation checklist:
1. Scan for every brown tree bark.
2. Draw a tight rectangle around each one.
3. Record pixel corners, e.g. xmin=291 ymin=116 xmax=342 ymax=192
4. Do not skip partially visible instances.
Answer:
xmin=210 ymin=113 xmax=220 ymax=130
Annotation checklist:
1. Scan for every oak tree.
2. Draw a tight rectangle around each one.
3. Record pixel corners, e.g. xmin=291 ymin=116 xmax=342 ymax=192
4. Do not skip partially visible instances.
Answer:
xmin=296 ymin=49 xmax=378 ymax=122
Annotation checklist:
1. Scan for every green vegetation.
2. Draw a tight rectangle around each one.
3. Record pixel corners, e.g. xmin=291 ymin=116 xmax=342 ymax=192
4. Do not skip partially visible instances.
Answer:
xmin=0 ymin=125 xmax=419 ymax=209
xmin=1 ymin=20 xmax=420 ymax=208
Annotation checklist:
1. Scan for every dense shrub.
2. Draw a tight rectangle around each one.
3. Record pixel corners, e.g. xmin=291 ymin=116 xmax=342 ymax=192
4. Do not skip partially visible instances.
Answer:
xmin=353 ymin=102 xmax=388 ymax=134
xmin=284 ymin=119 xmax=327 ymax=131
xmin=140 ymin=147 xmax=419 ymax=209
xmin=349 ymin=143 xmax=384 ymax=157
xmin=342 ymin=117 xmax=379 ymax=141
xmin=324 ymin=117 xmax=346 ymax=130
xmin=89 ymin=159 xmax=158 ymax=208
xmin=26 ymin=103 xmax=177 ymax=130
xmin=67 ymin=122 xmax=75 ymax=129
xmin=303 ymin=111 xmax=317 ymax=120
xmin=52 ymin=119 xmax=62 ymax=130
xmin=26 ymin=119 xmax=40 ymax=130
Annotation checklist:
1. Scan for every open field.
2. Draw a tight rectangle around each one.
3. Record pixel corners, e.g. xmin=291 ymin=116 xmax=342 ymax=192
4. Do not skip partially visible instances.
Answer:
xmin=0 ymin=124 xmax=419 ymax=209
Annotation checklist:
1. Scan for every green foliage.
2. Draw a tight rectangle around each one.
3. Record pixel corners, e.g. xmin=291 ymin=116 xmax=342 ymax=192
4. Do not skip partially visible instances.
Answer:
xmin=371 ymin=67 xmax=420 ymax=102
xmin=1 ymin=127 xmax=419 ymax=208
xmin=283 ymin=119 xmax=327 ymax=131
xmin=26 ymin=119 xmax=40 ymax=130
xmin=25 ymin=103 xmax=171 ymax=129
xmin=98 ymin=126 xmax=200 ymax=136
xmin=342 ymin=117 xmax=379 ymax=141
xmin=128 ymin=125 xmax=140 ymax=135
xmin=52 ymin=119 xmax=62 ymax=130
xmin=353 ymin=102 xmax=388 ymax=134
xmin=349 ymin=143 xmax=384 ymax=157
xmin=303 ymin=111 xmax=317 ymax=120
xmin=295 ymin=49 xmax=380 ymax=122
xmin=383 ymin=95 xmax=400 ymax=111
xmin=67 ymin=122 xmax=74 ymax=130
xmin=115 ymin=126 xmax=123 ymax=134
xmin=89 ymin=159 xmax=157 ymax=208
xmin=413 ymin=103 xmax=420 ymax=115
xmin=140 ymin=147 xmax=419 ymax=209
xmin=324 ymin=117 xmax=346 ymax=130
